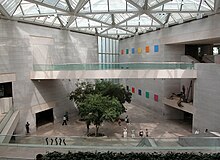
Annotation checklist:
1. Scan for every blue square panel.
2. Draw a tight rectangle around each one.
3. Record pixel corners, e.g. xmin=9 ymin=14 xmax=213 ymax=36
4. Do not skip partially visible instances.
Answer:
xmin=154 ymin=45 xmax=159 ymax=52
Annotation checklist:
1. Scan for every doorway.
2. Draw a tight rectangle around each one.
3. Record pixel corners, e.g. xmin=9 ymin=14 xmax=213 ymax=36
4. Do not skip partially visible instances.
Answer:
xmin=36 ymin=108 xmax=54 ymax=128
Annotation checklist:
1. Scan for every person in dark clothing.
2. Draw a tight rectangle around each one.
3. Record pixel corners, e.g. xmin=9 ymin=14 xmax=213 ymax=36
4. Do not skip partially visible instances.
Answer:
xmin=62 ymin=115 xmax=67 ymax=125
xmin=25 ymin=122 xmax=30 ymax=134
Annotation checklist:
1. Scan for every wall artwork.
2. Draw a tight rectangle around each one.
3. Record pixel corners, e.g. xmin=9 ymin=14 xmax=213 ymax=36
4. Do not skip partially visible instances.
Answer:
xmin=145 ymin=91 xmax=149 ymax=99
xmin=132 ymin=87 xmax=135 ymax=93
xmin=121 ymin=49 xmax=124 ymax=54
xmin=138 ymin=48 xmax=142 ymax=54
xmin=145 ymin=46 xmax=150 ymax=53
xmin=126 ymin=49 xmax=129 ymax=54
xmin=132 ymin=48 xmax=135 ymax=54
xmin=138 ymin=89 xmax=142 ymax=95
xmin=154 ymin=94 xmax=159 ymax=102
xmin=154 ymin=45 xmax=159 ymax=52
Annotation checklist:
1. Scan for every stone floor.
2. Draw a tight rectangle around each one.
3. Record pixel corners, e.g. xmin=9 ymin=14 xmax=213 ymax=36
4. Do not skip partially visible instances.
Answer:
xmin=0 ymin=103 xmax=195 ymax=159
xmin=33 ymin=102 xmax=192 ymax=139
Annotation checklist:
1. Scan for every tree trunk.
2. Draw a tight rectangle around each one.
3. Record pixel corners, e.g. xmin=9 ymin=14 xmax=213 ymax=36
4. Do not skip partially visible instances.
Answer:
xmin=86 ymin=123 xmax=90 ymax=136
xmin=95 ymin=125 xmax=99 ymax=137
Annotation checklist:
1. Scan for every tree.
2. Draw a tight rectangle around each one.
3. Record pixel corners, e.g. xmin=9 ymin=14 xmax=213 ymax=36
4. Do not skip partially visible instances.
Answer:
xmin=68 ymin=80 xmax=132 ymax=135
xmin=78 ymin=94 xmax=123 ymax=136
xmin=95 ymin=80 xmax=132 ymax=111
xmin=69 ymin=81 xmax=95 ymax=105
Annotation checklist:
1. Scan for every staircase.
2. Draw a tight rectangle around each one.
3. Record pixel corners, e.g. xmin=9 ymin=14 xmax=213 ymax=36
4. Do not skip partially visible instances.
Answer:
xmin=0 ymin=110 xmax=19 ymax=143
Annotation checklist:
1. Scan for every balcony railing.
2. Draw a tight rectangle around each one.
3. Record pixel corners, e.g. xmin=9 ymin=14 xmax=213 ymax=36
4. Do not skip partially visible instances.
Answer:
xmin=33 ymin=62 xmax=194 ymax=71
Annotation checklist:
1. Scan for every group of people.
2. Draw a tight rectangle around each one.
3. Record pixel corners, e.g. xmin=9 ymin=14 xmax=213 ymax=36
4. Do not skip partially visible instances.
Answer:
xmin=122 ymin=127 xmax=149 ymax=138
xmin=119 ymin=115 xmax=150 ymax=138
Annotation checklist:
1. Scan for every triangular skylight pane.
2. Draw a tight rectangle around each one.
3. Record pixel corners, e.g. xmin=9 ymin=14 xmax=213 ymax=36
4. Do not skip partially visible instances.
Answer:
xmin=0 ymin=0 xmax=21 ymax=15
xmin=90 ymin=0 xmax=108 ymax=12
xmin=38 ymin=5 xmax=56 ymax=14
xmin=53 ymin=18 xmax=61 ymax=26
xmin=43 ymin=0 xmax=59 ymax=6
xmin=21 ymin=2 xmax=39 ymax=15
xmin=56 ymin=0 xmax=68 ymax=10
xmin=13 ymin=5 xmax=23 ymax=16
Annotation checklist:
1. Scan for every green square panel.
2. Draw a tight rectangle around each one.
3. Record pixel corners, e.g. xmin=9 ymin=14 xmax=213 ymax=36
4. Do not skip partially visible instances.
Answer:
xmin=126 ymin=49 xmax=129 ymax=54
xmin=145 ymin=91 xmax=149 ymax=98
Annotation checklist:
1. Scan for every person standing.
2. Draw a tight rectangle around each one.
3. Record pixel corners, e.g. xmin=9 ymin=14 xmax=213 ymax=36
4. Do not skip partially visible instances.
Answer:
xmin=131 ymin=129 xmax=135 ymax=138
xmin=25 ymin=122 xmax=30 ymax=134
xmin=139 ymin=129 xmax=144 ymax=137
xmin=62 ymin=115 xmax=67 ymax=125
xmin=145 ymin=129 xmax=149 ymax=137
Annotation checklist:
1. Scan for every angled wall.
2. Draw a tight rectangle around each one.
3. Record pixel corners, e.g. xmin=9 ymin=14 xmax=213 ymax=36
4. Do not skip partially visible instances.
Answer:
xmin=0 ymin=19 xmax=98 ymax=134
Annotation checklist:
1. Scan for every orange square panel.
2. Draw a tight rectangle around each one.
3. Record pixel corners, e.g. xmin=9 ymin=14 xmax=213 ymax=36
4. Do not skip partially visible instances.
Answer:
xmin=146 ymin=46 xmax=150 ymax=53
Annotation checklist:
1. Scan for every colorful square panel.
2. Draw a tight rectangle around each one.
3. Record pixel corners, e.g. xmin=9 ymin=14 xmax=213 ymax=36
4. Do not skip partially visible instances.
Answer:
xmin=126 ymin=49 xmax=129 ymax=54
xmin=138 ymin=89 xmax=142 ymax=95
xmin=132 ymin=48 xmax=135 ymax=54
xmin=154 ymin=94 xmax=158 ymax=102
xmin=146 ymin=46 xmax=150 ymax=53
xmin=154 ymin=45 xmax=159 ymax=52
xmin=138 ymin=48 xmax=142 ymax=54
xmin=132 ymin=87 xmax=135 ymax=93
xmin=145 ymin=91 xmax=149 ymax=98
xmin=121 ymin=49 xmax=124 ymax=54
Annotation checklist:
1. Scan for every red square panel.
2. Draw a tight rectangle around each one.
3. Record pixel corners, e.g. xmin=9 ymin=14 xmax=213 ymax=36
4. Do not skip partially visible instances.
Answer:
xmin=154 ymin=94 xmax=158 ymax=102
xmin=132 ymin=87 xmax=135 ymax=93
xmin=121 ymin=49 xmax=124 ymax=54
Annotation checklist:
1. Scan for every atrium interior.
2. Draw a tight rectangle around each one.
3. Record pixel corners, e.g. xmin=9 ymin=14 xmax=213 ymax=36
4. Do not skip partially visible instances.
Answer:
xmin=0 ymin=0 xmax=220 ymax=159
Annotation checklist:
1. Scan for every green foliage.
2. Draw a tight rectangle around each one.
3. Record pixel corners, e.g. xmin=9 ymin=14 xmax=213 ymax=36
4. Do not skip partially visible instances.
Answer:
xmin=68 ymin=80 xmax=132 ymax=136
xmin=69 ymin=81 xmax=95 ymax=105
xmin=78 ymin=94 xmax=123 ymax=136
xmin=68 ymin=80 xmax=132 ymax=107
xmin=95 ymin=80 xmax=132 ymax=105
xmin=42 ymin=151 xmax=220 ymax=160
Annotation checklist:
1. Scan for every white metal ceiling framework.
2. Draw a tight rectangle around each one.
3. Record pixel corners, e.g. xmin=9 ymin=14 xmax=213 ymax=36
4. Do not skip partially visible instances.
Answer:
xmin=0 ymin=0 xmax=218 ymax=39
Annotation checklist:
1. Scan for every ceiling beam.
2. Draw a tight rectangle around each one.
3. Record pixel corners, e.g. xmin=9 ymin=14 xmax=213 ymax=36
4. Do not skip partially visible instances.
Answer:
xmin=0 ymin=3 xmax=10 ymax=18
xmin=99 ymin=13 xmax=139 ymax=34
xmin=15 ymin=9 xmax=212 ymax=19
xmin=148 ymin=0 xmax=172 ymax=10
xmin=57 ymin=16 xmax=64 ymax=27
xmin=126 ymin=0 xmax=163 ymax=26
xmin=69 ymin=24 xmax=160 ymax=29
xmin=66 ymin=0 xmax=89 ymax=28
xmin=65 ymin=0 xmax=74 ymax=12
xmin=117 ymin=27 xmax=135 ymax=34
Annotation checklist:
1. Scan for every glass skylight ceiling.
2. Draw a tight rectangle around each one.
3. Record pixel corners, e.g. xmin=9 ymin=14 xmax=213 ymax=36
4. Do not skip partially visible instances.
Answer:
xmin=0 ymin=0 xmax=217 ymax=39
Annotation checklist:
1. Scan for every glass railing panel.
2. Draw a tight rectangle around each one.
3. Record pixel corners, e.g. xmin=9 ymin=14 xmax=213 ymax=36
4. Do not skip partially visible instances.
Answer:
xmin=33 ymin=62 xmax=194 ymax=71
xmin=1 ymin=135 xmax=220 ymax=151
xmin=0 ymin=135 xmax=143 ymax=147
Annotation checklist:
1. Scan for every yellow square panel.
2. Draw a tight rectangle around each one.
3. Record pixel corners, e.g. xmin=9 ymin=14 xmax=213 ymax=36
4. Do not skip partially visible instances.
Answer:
xmin=138 ymin=48 xmax=142 ymax=54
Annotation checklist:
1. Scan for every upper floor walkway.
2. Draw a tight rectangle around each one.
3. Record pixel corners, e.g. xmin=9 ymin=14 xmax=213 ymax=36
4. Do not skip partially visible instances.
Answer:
xmin=30 ymin=62 xmax=197 ymax=79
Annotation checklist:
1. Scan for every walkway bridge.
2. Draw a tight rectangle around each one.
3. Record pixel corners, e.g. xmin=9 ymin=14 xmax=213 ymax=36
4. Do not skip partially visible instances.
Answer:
xmin=30 ymin=62 xmax=197 ymax=79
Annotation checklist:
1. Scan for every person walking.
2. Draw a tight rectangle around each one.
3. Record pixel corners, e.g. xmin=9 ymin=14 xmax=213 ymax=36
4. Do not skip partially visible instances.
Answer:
xmin=62 ymin=115 xmax=67 ymax=125
xmin=25 ymin=122 xmax=30 ymax=134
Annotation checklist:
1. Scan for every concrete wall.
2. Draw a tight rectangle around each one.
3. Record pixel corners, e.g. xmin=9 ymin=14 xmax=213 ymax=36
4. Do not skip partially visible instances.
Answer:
xmin=0 ymin=19 xmax=98 ymax=134
xmin=119 ymin=14 xmax=220 ymax=125
xmin=119 ymin=25 xmax=185 ymax=120
xmin=193 ymin=64 xmax=220 ymax=132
